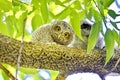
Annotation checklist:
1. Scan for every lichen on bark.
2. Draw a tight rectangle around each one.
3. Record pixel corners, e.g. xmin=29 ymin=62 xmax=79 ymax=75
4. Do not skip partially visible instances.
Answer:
xmin=0 ymin=33 xmax=120 ymax=80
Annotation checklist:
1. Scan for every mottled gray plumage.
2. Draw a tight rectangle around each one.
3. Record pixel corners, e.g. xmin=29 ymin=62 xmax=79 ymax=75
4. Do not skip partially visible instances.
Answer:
xmin=31 ymin=21 xmax=74 ymax=46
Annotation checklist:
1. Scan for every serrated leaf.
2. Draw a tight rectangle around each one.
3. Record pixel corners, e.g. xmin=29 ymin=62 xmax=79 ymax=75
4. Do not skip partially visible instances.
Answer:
xmin=87 ymin=22 xmax=102 ymax=53
xmin=32 ymin=14 xmax=43 ymax=31
xmin=55 ymin=7 xmax=71 ymax=20
xmin=104 ymin=0 xmax=114 ymax=9
xmin=108 ymin=10 xmax=118 ymax=19
xmin=104 ymin=29 xmax=115 ymax=66
xmin=70 ymin=10 xmax=82 ymax=40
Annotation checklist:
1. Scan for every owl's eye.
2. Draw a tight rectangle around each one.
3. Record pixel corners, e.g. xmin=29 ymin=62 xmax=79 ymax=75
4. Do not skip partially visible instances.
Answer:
xmin=54 ymin=25 xmax=61 ymax=31
xmin=64 ymin=32 xmax=70 ymax=38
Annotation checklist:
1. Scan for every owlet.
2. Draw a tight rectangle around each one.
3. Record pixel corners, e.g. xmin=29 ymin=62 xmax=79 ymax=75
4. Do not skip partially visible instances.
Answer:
xmin=31 ymin=20 xmax=74 ymax=46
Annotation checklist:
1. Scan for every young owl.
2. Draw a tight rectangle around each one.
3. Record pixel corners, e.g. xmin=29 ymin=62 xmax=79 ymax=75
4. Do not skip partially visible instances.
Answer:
xmin=68 ymin=21 xmax=91 ymax=48
xmin=31 ymin=20 xmax=74 ymax=46
xmin=69 ymin=21 xmax=104 ymax=49
xmin=31 ymin=20 xmax=104 ymax=49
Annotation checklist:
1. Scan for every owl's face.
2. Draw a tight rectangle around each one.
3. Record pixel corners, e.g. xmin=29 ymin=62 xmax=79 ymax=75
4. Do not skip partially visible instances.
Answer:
xmin=50 ymin=21 xmax=74 ymax=45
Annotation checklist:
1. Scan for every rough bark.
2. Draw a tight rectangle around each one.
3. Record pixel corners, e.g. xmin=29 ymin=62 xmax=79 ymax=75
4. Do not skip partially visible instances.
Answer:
xmin=0 ymin=33 xmax=120 ymax=80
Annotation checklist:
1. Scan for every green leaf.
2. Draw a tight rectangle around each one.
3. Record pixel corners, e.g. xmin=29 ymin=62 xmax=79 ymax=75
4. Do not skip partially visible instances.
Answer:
xmin=32 ymin=14 xmax=43 ymax=31
xmin=97 ymin=0 xmax=104 ymax=16
xmin=0 ymin=0 xmax=12 ymax=12
xmin=0 ymin=70 xmax=4 ymax=80
xmin=12 ymin=0 xmax=26 ymax=11
xmin=19 ymin=67 xmax=39 ymax=74
xmin=108 ymin=10 xmax=119 ymax=19
xmin=0 ymin=12 xmax=8 ymax=35
xmin=15 ymin=11 xmax=28 ymax=38
xmin=118 ymin=33 xmax=120 ymax=46
xmin=62 ymin=0 xmax=71 ymax=3
xmin=110 ymin=20 xmax=120 ymax=31
xmin=1 ymin=69 xmax=9 ymax=80
xmin=13 ymin=6 xmax=20 ymax=14
xmin=71 ymin=1 xmax=82 ymax=10
xmin=32 ymin=0 xmax=40 ymax=9
xmin=87 ymin=22 xmax=102 ymax=53
xmin=104 ymin=29 xmax=115 ymax=66
xmin=5 ymin=16 xmax=15 ymax=37
xmin=112 ymin=30 xmax=120 ymax=46
xmin=84 ymin=0 xmax=92 ymax=7
xmin=33 ymin=74 xmax=43 ymax=80
xmin=0 ymin=22 xmax=8 ymax=35
xmin=49 ymin=70 xmax=59 ymax=80
xmin=18 ymin=72 xmax=25 ymax=80
xmin=49 ymin=11 xmax=55 ymax=20
xmin=104 ymin=0 xmax=114 ymax=9
xmin=70 ymin=10 xmax=83 ymax=40
xmin=86 ymin=8 xmax=92 ymax=20
xmin=54 ymin=0 xmax=66 ymax=7
xmin=112 ymin=29 xmax=118 ymax=40
xmin=91 ymin=7 xmax=101 ymax=21
xmin=39 ymin=0 xmax=48 ymax=23
xmin=55 ymin=6 xmax=71 ymax=20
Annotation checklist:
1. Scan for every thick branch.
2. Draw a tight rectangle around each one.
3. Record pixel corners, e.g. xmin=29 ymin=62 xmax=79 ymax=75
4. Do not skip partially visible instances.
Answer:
xmin=0 ymin=33 xmax=120 ymax=79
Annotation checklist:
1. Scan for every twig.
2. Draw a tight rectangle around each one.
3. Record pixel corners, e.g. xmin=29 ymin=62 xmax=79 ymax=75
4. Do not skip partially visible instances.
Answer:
xmin=112 ymin=34 xmax=120 ymax=71
xmin=112 ymin=57 xmax=120 ymax=71
xmin=115 ymin=21 xmax=120 ymax=23
xmin=15 ymin=18 xmax=26 ymax=80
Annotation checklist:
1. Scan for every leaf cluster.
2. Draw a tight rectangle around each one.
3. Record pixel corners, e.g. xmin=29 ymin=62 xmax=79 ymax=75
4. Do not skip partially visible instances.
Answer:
xmin=0 ymin=0 xmax=119 ymax=79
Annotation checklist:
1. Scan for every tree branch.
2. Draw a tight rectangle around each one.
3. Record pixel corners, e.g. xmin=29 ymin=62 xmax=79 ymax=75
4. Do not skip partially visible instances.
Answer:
xmin=0 ymin=33 xmax=120 ymax=80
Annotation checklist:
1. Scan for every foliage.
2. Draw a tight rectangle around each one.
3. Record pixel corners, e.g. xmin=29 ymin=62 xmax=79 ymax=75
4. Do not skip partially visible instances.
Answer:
xmin=0 ymin=0 xmax=119 ymax=79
